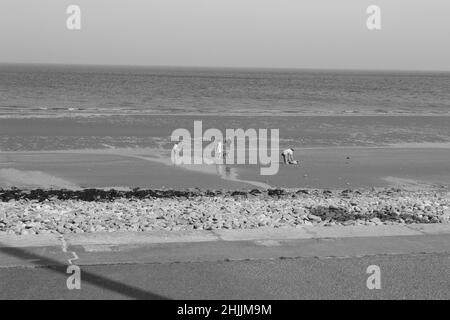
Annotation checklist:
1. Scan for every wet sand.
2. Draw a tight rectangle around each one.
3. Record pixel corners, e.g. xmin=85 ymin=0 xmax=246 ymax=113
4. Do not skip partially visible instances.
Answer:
xmin=1 ymin=115 xmax=450 ymax=190
xmin=1 ymin=146 xmax=450 ymax=190
xmin=238 ymin=147 xmax=450 ymax=189
xmin=0 ymin=151 xmax=248 ymax=189
xmin=2 ymin=115 xmax=450 ymax=151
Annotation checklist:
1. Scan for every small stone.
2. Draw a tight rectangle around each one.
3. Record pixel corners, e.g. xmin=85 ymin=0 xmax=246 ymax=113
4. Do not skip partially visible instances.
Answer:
xmin=307 ymin=214 xmax=322 ymax=222
xmin=370 ymin=217 xmax=382 ymax=225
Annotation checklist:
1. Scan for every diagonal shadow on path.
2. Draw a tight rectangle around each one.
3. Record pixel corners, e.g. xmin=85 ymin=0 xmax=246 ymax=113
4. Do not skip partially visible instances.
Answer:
xmin=0 ymin=244 xmax=170 ymax=300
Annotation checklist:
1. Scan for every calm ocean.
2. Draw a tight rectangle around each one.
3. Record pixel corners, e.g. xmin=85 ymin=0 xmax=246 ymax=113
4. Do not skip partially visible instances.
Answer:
xmin=1 ymin=64 xmax=449 ymax=116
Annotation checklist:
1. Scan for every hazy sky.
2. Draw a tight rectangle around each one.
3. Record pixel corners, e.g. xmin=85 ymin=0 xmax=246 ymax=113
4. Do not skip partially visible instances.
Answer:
xmin=0 ymin=0 xmax=449 ymax=71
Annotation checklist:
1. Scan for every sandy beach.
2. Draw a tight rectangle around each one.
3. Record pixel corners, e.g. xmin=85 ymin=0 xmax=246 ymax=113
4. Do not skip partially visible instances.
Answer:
xmin=1 ymin=83 xmax=450 ymax=238
xmin=1 ymin=114 xmax=450 ymax=190
xmin=1 ymin=145 xmax=450 ymax=190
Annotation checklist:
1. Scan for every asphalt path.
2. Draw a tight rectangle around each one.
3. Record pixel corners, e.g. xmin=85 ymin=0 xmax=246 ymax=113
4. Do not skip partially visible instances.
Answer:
xmin=0 ymin=234 xmax=448 ymax=300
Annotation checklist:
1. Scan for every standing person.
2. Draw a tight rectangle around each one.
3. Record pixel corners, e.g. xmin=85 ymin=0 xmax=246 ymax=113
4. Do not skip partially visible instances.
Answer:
xmin=171 ymin=142 xmax=182 ymax=165
xmin=215 ymin=140 xmax=223 ymax=163
xmin=223 ymin=138 xmax=232 ymax=162
xmin=281 ymin=148 xmax=295 ymax=164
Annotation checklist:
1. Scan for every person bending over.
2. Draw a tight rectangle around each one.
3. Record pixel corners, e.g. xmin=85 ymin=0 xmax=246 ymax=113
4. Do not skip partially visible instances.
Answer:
xmin=281 ymin=148 xmax=295 ymax=164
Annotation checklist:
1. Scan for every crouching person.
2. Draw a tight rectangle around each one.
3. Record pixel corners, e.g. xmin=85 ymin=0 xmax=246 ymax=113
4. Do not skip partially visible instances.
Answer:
xmin=281 ymin=148 xmax=295 ymax=164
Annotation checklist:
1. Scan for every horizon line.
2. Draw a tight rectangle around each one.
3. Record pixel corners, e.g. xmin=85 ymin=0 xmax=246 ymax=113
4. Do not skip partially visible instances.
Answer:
xmin=1 ymin=61 xmax=450 ymax=74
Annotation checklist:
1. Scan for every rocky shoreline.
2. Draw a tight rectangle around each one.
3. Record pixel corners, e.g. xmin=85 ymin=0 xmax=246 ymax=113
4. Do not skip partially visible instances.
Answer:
xmin=0 ymin=188 xmax=449 ymax=235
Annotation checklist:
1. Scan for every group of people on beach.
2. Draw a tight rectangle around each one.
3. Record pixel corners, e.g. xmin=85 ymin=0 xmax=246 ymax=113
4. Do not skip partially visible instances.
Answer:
xmin=213 ymin=138 xmax=233 ymax=162
xmin=171 ymin=138 xmax=233 ymax=164
xmin=172 ymin=140 xmax=298 ymax=166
